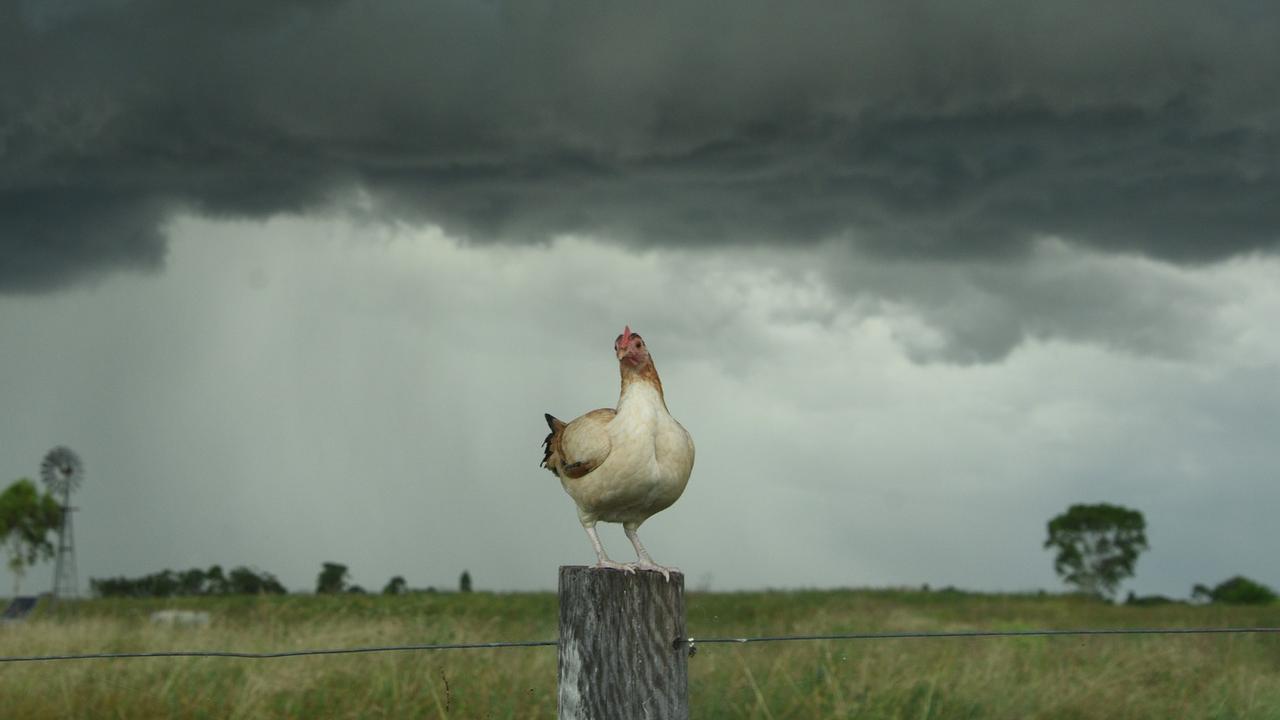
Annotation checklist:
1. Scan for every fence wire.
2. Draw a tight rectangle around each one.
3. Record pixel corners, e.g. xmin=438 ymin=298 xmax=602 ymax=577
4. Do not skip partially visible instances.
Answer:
xmin=0 ymin=639 xmax=559 ymax=663
xmin=677 ymin=626 xmax=1280 ymax=651
xmin=2 ymin=626 xmax=1278 ymax=664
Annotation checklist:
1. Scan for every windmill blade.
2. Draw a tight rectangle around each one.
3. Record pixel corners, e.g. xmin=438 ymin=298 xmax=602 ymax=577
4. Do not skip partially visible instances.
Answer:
xmin=40 ymin=446 xmax=84 ymax=495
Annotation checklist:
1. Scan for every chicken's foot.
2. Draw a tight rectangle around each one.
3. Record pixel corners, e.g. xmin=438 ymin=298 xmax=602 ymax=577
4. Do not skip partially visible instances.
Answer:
xmin=584 ymin=523 xmax=636 ymax=574
xmin=624 ymin=523 xmax=679 ymax=581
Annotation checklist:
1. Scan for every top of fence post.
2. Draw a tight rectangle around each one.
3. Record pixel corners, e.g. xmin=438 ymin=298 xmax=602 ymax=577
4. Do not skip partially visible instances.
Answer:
xmin=557 ymin=565 xmax=688 ymax=720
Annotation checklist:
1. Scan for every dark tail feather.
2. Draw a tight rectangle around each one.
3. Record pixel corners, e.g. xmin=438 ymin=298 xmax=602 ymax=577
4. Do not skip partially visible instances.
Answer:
xmin=541 ymin=413 xmax=566 ymax=475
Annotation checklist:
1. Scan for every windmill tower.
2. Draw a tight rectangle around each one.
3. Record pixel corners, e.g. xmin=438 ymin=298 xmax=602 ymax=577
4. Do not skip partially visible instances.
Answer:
xmin=41 ymin=446 xmax=84 ymax=601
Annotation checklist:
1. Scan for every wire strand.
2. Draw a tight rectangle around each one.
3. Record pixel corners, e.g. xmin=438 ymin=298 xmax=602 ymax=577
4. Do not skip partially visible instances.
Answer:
xmin=2 ymin=627 xmax=1277 ymax=664
xmin=680 ymin=626 xmax=1280 ymax=647
xmin=0 ymin=639 xmax=558 ymax=663
xmin=5 ymin=622 xmax=1274 ymax=661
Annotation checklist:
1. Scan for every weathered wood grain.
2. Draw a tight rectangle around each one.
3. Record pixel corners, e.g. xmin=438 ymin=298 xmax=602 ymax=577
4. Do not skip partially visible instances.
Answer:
xmin=558 ymin=566 xmax=688 ymax=720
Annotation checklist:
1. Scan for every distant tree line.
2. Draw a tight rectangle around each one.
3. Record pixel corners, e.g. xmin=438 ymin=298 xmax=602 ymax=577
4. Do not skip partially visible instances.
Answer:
xmin=90 ymin=565 xmax=286 ymax=598
xmin=85 ymin=561 xmax=477 ymax=598
xmin=316 ymin=562 xmax=474 ymax=595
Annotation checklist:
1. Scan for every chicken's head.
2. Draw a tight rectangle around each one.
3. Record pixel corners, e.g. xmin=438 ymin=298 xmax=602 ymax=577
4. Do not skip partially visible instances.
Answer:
xmin=614 ymin=325 xmax=650 ymax=366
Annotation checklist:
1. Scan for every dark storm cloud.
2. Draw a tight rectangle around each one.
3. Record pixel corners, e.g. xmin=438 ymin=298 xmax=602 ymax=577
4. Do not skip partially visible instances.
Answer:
xmin=3 ymin=0 xmax=1279 ymax=291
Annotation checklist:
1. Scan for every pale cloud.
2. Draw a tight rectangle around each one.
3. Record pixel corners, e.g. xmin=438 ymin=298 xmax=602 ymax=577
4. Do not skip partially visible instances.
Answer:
xmin=2 ymin=217 xmax=1277 ymax=597
xmin=810 ymin=237 xmax=1257 ymax=364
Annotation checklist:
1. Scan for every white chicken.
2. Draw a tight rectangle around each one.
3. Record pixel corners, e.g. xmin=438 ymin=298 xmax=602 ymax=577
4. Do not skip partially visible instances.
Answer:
xmin=541 ymin=326 xmax=695 ymax=579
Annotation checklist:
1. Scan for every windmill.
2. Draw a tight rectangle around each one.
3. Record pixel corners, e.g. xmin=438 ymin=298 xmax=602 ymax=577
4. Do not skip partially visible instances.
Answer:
xmin=40 ymin=446 xmax=84 ymax=601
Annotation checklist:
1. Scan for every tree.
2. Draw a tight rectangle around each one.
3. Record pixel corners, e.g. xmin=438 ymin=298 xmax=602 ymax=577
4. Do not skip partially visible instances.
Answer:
xmin=1192 ymin=576 xmax=1277 ymax=605
xmin=459 ymin=570 xmax=472 ymax=593
xmin=0 ymin=478 xmax=62 ymax=595
xmin=228 ymin=566 xmax=287 ymax=595
xmin=205 ymin=565 xmax=230 ymax=595
xmin=382 ymin=576 xmax=407 ymax=595
xmin=177 ymin=567 xmax=208 ymax=595
xmin=1044 ymin=503 xmax=1148 ymax=598
xmin=146 ymin=569 xmax=179 ymax=597
xmin=316 ymin=562 xmax=350 ymax=594
xmin=90 ymin=565 xmax=286 ymax=598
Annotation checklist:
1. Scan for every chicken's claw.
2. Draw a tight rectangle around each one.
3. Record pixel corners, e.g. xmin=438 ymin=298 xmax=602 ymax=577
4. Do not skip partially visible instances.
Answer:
xmin=593 ymin=560 xmax=637 ymax=574
xmin=630 ymin=560 xmax=679 ymax=582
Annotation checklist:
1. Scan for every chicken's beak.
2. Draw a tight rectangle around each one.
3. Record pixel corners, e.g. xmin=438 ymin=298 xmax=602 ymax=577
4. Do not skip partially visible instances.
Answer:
xmin=616 ymin=325 xmax=634 ymax=360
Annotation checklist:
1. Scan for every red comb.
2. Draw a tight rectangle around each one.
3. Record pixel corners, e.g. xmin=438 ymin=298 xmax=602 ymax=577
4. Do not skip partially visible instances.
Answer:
xmin=622 ymin=325 xmax=633 ymax=342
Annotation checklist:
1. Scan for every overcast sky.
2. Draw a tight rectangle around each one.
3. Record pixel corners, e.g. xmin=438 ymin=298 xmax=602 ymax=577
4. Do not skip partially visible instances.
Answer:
xmin=2 ymin=0 xmax=1278 ymax=597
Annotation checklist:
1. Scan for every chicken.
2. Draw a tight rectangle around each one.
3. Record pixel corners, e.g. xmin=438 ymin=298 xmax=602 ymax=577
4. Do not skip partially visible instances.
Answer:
xmin=541 ymin=326 xmax=695 ymax=579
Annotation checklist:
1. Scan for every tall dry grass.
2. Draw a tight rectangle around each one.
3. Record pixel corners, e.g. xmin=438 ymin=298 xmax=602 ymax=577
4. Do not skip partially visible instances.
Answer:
xmin=1 ymin=589 xmax=1277 ymax=718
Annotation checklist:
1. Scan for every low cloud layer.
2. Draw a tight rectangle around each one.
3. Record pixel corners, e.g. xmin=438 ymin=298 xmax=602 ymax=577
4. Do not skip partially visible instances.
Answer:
xmin=3 ymin=221 xmax=1278 ymax=595
xmin=3 ymin=0 xmax=1279 ymax=293
xmin=816 ymin=239 xmax=1242 ymax=363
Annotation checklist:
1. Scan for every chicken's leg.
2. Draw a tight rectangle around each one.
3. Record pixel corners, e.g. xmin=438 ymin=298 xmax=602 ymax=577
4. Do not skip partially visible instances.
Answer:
xmin=583 ymin=522 xmax=635 ymax=573
xmin=624 ymin=522 xmax=678 ymax=581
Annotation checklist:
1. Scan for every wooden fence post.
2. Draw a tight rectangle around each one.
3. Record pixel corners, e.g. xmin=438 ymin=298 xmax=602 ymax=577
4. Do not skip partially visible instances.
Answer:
xmin=558 ymin=565 xmax=688 ymax=720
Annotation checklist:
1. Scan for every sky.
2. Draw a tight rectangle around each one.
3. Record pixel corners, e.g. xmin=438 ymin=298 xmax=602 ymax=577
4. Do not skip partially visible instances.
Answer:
xmin=2 ymin=0 xmax=1278 ymax=597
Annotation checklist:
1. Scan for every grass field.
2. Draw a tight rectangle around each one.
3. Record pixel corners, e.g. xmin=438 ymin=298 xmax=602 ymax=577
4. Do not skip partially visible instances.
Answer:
xmin=2 ymin=588 xmax=1279 ymax=719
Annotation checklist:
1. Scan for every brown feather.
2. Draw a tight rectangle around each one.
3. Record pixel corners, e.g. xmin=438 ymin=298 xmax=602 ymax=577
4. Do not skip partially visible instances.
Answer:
xmin=541 ymin=413 xmax=566 ymax=476
xmin=558 ymin=408 xmax=615 ymax=478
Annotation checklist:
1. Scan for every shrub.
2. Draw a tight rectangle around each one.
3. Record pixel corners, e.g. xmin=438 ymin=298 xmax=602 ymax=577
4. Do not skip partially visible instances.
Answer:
xmin=1192 ymin=576 xmax=1277 ymax=605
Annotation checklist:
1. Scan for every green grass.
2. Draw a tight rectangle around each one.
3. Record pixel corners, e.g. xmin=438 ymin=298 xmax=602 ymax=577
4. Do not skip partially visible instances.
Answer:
xmin=2 ymin=589 xmax=1279 ymax=718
